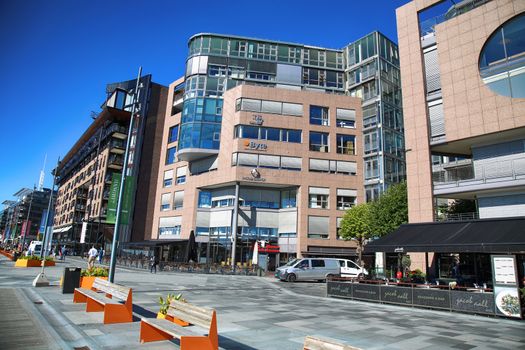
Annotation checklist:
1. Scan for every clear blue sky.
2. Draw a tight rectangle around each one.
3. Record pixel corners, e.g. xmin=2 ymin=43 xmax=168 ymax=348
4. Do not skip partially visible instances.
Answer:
xmin=0 ymin=0 xmax=410 ymax=202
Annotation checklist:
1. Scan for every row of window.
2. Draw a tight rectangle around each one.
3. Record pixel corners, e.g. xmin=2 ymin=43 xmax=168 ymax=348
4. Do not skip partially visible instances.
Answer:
xmin=160 ymin=191 xmax=184 ymax=211
xmin=198 ymin=189 xmax=297 ymax=209
xmin=308 ymin=187 xmax=357 ymax=210
xmin=232 ymin=152 xmax=302 ymax=171
xmin=309 ymin=132 xmax=356 ymax=155
xmin=234 ymin=125 xmax=302 ymax=143
xmin=163 ymin=167 xmax=187 ymax=187
xmin=189 ymin=36 xmax=344 ymax=69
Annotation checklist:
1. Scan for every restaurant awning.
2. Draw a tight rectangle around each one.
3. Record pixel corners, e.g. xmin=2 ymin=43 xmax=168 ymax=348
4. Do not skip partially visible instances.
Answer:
xmin=365 ymin=217 xmax=525 ymax=254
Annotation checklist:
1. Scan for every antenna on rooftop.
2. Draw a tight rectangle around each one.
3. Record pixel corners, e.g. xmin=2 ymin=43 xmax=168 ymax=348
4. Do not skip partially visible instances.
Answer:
xmin=38 ymin=154 xmax=47 ymax=191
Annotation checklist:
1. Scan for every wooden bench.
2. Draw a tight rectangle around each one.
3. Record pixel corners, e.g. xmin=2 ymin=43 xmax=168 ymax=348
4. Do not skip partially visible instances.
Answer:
xmin=139 ymin=299 xmax=218 ymax=350
xmin=73 ymin=277 xmax=133 ymax=324
xmin=303 ymin=336 xmax=361 ymax=350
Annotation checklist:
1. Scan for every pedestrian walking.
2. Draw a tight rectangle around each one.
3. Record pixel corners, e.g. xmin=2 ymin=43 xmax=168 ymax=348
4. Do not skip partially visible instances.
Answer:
xmin=98 ymin=248 xmax=104 ymax=264
xmin=150 ymin=255 xmax=159 ymax=273
xmin=61 ymin=246 xmax=67 ymax=261
xmin=88 ymin=246 xmax=98 ymax=269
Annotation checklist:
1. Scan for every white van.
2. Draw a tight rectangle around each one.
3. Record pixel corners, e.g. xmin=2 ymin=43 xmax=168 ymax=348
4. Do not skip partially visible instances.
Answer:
xmin=26 ymin=240 xmax=42 ymax=256
xmin=338 ymin=259 xmax=368 ymax=278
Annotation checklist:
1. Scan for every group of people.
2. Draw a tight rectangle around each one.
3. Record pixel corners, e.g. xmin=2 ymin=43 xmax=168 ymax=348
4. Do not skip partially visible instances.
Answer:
xmin=87 ymin=245 xmax=104 ymax=269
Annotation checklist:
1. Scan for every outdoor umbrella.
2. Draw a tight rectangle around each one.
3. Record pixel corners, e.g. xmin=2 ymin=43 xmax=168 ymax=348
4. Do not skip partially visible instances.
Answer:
xmin=251 ymin=241 xmax=258 ymax=266
xmin=185 ymin=230 xmax=197 ymax=262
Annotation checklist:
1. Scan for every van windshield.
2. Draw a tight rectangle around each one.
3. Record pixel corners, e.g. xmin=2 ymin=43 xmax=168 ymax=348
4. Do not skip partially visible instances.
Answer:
xmin=284 ymin=258 xmax=300 ymax=267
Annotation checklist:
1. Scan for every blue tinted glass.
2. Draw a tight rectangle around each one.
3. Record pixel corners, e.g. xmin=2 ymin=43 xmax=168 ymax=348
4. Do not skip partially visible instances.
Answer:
xmin=510 ymin=71 xmax=525 ymax=98
xmin=166 ymin=147 xmax=177 ymax=164
xmin=503 ymin=14 xmax=525 ymax=58
xmin=310 ymin=105 xmax=323 ymax=125
xmin=242 ymin=126 xmax=259 ymax=139
xmin=480 ymin=29 xmax=505 ymax=69
xmin=488 ymin=76 xmax=512 ymax=96
xmin=287 ymin=130 xmax=301 ymax=143
xmin=198 ymin=191 xmax=212 ymax=208
xmin=168 ymin=125 xmax=179 ymax=143
xmin=267 ymin=128 xmax=281 ymax=141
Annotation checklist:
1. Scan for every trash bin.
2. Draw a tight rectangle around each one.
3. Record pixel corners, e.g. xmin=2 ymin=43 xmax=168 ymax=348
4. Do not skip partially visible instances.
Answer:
xmin=62 ymin=267 xmax=81 ymax=294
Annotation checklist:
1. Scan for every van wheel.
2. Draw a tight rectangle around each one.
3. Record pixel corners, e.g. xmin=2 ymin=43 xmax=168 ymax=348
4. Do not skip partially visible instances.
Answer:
xmin=357 ymin=273 xmax=364 ymax=279
xmin=287 ymin=273 xmax=297 ymax=282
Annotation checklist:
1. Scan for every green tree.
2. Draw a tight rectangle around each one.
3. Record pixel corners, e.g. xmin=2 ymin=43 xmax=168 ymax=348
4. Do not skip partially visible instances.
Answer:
xmin=370 ymin=182 xmax=408 ymax=236
xmin=339 ymin=203 xmax=373 ymax=267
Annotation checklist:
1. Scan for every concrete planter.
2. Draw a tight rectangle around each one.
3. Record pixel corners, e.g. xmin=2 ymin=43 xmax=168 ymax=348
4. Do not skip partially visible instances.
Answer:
xmin=15 ymin=259 xmax=55 ymax=267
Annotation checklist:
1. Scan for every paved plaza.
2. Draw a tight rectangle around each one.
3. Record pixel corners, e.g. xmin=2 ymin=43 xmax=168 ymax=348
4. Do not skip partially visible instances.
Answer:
xmin=0 ymin=255 xmax=523 ymax=350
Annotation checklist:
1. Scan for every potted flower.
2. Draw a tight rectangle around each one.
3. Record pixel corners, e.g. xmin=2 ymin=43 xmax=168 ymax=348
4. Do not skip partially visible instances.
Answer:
xmin=157 ymin=293 xmax=188 ymax=325
xmin=80 ymin=266 xmax=109 ymax=289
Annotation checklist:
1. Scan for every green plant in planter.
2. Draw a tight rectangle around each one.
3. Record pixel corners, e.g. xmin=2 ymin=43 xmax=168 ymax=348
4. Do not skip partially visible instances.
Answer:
xmin=158 ymin=293 xmax=186 ymax=315
xmin=18 ymin=255 xmax=42 ymax=261
xmin=81 ymin=266 xmax=109 ymax=277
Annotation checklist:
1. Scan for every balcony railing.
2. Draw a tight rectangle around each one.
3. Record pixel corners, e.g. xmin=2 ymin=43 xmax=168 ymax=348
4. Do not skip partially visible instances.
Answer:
xmin=434 ymin=212 xmax=479 ymax=222
xmin=433 ymin=157 xmax=525 ymax=189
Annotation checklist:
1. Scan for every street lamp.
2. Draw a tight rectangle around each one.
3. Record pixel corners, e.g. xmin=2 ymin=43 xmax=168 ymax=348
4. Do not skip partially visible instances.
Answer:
xmin=20 ymin=185 xmax=36 ymax=252
xmin=33 ymin=157 xmax=60 ymax=287
xmin=108 ymin=67 xmax=142 ymax=283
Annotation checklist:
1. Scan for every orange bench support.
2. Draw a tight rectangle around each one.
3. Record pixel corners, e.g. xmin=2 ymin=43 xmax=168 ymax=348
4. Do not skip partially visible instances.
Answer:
xmin=73 ymin=277 xmax=133 ymax=324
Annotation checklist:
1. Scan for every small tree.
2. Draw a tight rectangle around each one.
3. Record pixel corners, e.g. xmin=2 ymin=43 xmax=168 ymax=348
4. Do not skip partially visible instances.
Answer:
xmin=339 ymin=203 xmax=373 ymax=267
xmin=370 ymin=182 xmax=408 ymax=236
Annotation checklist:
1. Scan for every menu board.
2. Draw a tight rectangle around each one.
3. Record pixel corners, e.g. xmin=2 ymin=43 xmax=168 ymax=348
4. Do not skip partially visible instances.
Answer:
xmin=491 ymin=255 xmax=522 ymax=319
xmin=493 ymin=256 xmax=517 ymax=285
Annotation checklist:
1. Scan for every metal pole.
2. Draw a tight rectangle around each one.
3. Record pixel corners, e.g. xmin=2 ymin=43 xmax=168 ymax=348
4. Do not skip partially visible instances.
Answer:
xmin=33 ymin=157 xmax=60 ymax=287
xmin=108 ymin=67 xmax=142 ymax=283
xmin=20 ymin=185 xmax=36 ymax=251
xmin=231 ymin=182 xmax=239 ymax=268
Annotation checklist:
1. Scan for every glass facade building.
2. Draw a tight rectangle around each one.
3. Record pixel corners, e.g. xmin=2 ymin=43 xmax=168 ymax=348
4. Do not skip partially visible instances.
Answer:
xmin=178 ymin=33 xmax=405 ymax=198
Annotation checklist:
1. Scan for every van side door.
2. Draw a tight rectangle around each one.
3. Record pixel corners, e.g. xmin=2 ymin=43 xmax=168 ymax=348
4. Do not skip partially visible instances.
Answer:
xmin=311 ymin=259 xmax=326 ymax=279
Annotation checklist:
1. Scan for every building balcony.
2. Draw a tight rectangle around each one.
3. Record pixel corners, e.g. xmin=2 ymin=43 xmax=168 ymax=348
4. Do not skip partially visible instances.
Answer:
xmin=433 ymin=157 xmax=525 ymax=196
xmin=109 ymin=139 xmax=125 ymax=154
xmin=106 ymin=124 xmax=128 ymax=140
xmin=434 ymin=212 xmax=479 ymax=222
xmin=107 ymin=155 xmax=124 ymax=169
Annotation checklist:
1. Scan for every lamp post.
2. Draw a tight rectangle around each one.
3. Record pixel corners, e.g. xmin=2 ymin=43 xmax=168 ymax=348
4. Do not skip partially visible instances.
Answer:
xmin=33 ymin=157 xmax=60 ymax=287
xmin=20 ymin=185 xmax=36 ymax=252
xmin=108 ymin=67 xmax=142 ymax=283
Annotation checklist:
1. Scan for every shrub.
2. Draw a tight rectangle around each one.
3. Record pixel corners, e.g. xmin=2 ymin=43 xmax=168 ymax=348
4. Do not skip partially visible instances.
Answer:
xmin=81 ymin=266 xmax=109 ymax=277
xmin=158 ymin=293 xmax=186 ymax=315
xmin=18 ymin=255 xmax=42 ymax=261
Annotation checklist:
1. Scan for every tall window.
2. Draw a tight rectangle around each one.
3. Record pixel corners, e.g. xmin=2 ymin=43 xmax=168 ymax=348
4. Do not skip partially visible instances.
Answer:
xmin=309 ymin=132 xmax=329 ymax=152
xmin=166 ymin=147 xmax=177 ymax=165
xmin=168 ymin=125 xmax=179 ymax=143
xmin=336 ymin=134 xmax=356 ymax=155
xmin=160 ymin=193 xmax=171 ymax=211
xmin=310 ymin=105 xmax=329 ymax=126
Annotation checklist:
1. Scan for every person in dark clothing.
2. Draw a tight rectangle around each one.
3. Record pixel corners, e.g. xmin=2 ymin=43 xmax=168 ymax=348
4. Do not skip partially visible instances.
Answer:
xmin=150 ymin=255 xmax=159 ymax=273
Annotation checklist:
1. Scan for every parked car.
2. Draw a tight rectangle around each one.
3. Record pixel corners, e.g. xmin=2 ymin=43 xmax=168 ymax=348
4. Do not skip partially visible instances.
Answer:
xmin=274 ymin=258 xmax=338 ymax=282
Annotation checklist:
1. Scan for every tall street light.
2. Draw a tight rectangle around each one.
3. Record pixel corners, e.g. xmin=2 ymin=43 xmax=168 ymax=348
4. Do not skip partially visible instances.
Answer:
xmin=20 ymin=185 xmax=36 ymax=252
xmin=33 ymin=157 xmax=60 ymax=287
xmin=108 ymin=67 xmax=142 ymax=283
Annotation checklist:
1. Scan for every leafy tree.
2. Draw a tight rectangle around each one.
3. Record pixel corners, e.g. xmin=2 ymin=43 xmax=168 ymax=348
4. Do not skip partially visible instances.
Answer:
xmin=339 ymin=203 xmax=373 ymax=267
xmin=369 ymin=182 xmax=408 ymax=236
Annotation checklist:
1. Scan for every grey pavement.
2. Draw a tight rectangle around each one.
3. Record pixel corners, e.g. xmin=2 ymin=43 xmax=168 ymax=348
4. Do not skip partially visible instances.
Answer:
xmin=0 ymin=255 xmax=524 ymax=350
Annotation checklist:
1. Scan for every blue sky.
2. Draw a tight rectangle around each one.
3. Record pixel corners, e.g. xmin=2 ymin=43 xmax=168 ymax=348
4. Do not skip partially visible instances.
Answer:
xmin=0 ymin=0 xmax=410 ymax=202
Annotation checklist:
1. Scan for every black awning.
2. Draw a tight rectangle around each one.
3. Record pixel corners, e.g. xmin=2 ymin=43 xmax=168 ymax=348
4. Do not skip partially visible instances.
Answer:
xmin=365 ymin=216 xmax=525 ymax=254
xmin=122 ymin=239 xmax=186 ymax=247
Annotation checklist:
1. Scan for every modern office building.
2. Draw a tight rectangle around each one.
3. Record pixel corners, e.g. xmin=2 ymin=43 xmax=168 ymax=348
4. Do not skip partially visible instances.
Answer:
xmin=53 ymin=76 xmax=167 ymax=252
xmin=345 ymin=33 xmax=405 ymax=201
xmin=149 ymin=32 xmax=405 ymax=267
xmin=368 ymin=0 xmax=525 ymax=279
xmin=153 ymin=82 xmax=363 ymax=268
xmin=0 ymin=188 xmax=54 ymax=245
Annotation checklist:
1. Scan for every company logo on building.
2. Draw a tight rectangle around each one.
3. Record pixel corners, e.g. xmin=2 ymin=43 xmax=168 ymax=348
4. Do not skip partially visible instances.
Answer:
xmin=250 ymin=114 xmax=264 ymax=125
xmin=242 ymin=168 xmax=266 ymax=182
xmin=244 ymin=140 xmax=267 ymax=151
